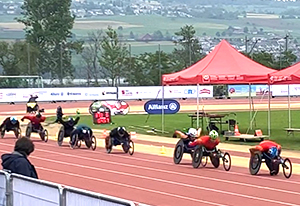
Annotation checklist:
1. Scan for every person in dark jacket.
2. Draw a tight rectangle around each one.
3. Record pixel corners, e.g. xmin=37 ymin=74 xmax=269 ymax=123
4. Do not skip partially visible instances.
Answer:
xmin=1 ymin=137 xmax=38 ymax=179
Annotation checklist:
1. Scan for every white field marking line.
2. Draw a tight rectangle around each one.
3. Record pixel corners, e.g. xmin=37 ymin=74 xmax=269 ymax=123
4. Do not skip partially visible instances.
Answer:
xmin=3 ymin=150 xmax=297 ymax=206
xmin=1 ymin=140 xmax=299 ymax=190
xmin=29 ymin=140 xmax=300 ymax=185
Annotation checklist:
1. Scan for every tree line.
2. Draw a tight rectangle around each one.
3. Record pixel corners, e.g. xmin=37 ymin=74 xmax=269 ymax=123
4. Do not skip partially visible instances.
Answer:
xmin=0 ymin=0 xmax=297 ymax=88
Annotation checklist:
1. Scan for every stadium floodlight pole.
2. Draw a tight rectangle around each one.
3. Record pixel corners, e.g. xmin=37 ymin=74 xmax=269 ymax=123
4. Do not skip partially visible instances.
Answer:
xmin=27 ymin=43 xmax=30 ymax=75
xmin=158 ymin=44 xmax=161 ymax=85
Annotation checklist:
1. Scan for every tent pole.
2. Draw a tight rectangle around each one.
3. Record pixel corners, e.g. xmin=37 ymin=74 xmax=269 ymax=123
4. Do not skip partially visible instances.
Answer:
xmin=268 ymin=84 xmax=271 ymax=137
xmin=162 ymin=84 xmax=164 ymax=133
xmin=249 ymin=84 xmax=252 ymax=130
xmin=197 ymin=84 xmax=199 ymax=129
xmin=288 ymin=84 xmax=291 ymax=128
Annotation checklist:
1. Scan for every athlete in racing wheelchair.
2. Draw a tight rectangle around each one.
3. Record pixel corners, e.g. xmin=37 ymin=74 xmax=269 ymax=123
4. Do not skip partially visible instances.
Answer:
xmin=249 ymin=140 xmax=292 ymax=178
xmin=26 ymin=95 xmax=39 ymax=113
xmin=173 ymin=129 xmax=231 ymax=171
xmin=21 ymin=112 xmax=48 ymax=142
xmin=105 ymin=126 xmax=134 ymax=155
xmin=0 ymin=116 xmax=21 ymax=139
xmin=55 ymin=107 xmax=80 ymax=146
xmin=69 ymin=124 xmax=96 ymax=150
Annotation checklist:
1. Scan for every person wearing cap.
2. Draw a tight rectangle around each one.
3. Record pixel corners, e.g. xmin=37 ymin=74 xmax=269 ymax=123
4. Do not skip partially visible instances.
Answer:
xmin=105 ymin=126 xmax=130 ymax=150
xmin=0 ymin=116 xmax=20 ymax=137
xmin=1 ymin=137 xmax=38 ymax=179
xmin=250 ymin=140 xmax=281 ymax=175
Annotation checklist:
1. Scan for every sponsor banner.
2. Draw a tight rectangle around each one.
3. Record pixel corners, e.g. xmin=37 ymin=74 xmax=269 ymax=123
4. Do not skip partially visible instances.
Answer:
xmin=0 ymin=87 xmax=117 ymax=102
xmin=118 ymin=86 xmax=213 ymax=100
xmin=89 ymin=100 xmax=129 ymax=116
xmin=144 ymin=99 xmax=180 ymax=114
xmin=272 ymin=84 xmax=300 ymax=96
xmin=228 ymin=85 xmax=256 ymax=97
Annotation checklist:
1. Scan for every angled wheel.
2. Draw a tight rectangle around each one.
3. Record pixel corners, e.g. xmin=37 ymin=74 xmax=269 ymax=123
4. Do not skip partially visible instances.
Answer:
xmin=173 ymin=139 xmax=184 ymax=164
xmin=91 ymin=136 xmax=97 ymax=151
xmin=210 ymin=153 xmax=220 ymax=168
xmin=282 ymin=158 xmax=292 ymax=179
xmin=1 ymin=128 xmax=5 ymax=139
xmin=128 ymin=140 xmax=134 ymax=155
xmin=70 ymin=134 xmax=78 ymax=149
xmin=105 ymin=137 xmax=112 ymax=153
xmin=43 ymin=129 xmax=48 ymax=142
xmin=15 ymin=128 xmax=22 ymax=139
xmin=249 ymin=153 xmax=262 ymax=175
xmin=192 ymin=146 xmax=203 ymax=168
xmin=25 ymin=123 xmax=32 ymax=138
xmin=57 ymin=127 xmax=65 ymax=146
xmin=222 ymin=152 xmax=231 ymax=171
xmin=201 ymin=156 xmax=208 ymax=167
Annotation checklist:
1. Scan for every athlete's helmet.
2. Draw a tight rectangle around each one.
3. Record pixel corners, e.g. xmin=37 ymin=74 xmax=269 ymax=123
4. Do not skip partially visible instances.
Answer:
xmin=187 ymin=128 xmax=197 ymax=137
xmin=10 ymin=117 xmax=17 ymax=124
xmin=268 ymin=147 xmax=278 ymax=159
xmin=209 ymin=130 xmax=219 ymax=140
xmin=117 ymin=127 xmax=126 ymax=137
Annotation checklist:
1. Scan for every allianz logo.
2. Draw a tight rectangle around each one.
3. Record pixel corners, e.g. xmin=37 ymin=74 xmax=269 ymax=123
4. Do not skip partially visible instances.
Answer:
xmin=147 ymin=103 xmax=177 ymax=110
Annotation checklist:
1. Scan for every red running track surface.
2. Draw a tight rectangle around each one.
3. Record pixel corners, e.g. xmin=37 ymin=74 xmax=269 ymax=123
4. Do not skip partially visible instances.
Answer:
xmin=0 ymin=136 xmax=299 ymax=206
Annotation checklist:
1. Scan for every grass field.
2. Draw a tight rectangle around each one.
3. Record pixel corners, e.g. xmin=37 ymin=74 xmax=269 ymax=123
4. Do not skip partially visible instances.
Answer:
xmin=46 ymin=109 xmax=300 ymax=150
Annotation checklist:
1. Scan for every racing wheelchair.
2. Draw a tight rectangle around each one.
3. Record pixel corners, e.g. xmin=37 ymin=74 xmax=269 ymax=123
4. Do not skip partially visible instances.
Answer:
xmin=249 ymin=149 xmax=292 ymax=178
xmin=105 ymin=135 xmax=134 ymax=155
xmin=25 ymin=122 xmax=48 ymax=142
xmin=192 ymin=145 xmax=231 ymax=171
xmin=26 ymin=102 xmax=40 ymax=113
xmin=69 ymin=127 xmax=97 ymax=150
xmin=1 ymin=127 xmax=21 ymax=139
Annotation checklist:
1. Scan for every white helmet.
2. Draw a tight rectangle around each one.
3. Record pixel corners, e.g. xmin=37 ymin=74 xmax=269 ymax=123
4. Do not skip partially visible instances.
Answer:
xmin=188 ymin=128 xmax=197 ymax=137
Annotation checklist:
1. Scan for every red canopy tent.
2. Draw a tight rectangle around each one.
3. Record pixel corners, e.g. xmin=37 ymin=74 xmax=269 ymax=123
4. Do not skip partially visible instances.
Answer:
xmin=162 ymin=40 xmax=276 ymax=85
xmin=268 ymin=62 xmax=300 ymax=128
xmin=161 ymin=39 xmax=276 ymax=135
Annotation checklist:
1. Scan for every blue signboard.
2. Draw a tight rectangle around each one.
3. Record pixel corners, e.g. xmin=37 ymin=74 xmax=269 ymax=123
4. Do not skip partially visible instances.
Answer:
xmin=144 ymin=99 xmax=180 ymax=114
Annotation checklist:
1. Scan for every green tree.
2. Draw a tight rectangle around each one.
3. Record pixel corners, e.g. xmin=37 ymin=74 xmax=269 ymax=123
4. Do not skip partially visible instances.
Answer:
xmin=172 ymin=25 xmax=204 ymax=69
xmin=99 ymin=26 xmax=128 ymax=86
xmin=17 ymin=0 xmax=82 ymax=84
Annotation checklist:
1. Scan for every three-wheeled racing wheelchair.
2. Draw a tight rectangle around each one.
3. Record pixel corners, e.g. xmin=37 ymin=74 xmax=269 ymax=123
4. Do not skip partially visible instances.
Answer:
xmin=0 ymin=117 xmax=21 ymax=139
xmin=26 ymin=102 xmax=40 ymax=114
xmin=249 ymin=148 xmax=292 ymax=178
xmin=105 ymin=127 xmax=134 ymax=155
xmin=173 ymin=130 xmax=231 ymax=171
xmin=69 ymin=125 xmax=97 ymax=150
xmin=22 ymin=113 xmax=48 ymax=142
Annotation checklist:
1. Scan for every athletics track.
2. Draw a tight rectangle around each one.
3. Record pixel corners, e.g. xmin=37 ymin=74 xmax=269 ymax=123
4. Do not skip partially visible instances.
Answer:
xmin=0 ymin=98 xmax=299 ymax=206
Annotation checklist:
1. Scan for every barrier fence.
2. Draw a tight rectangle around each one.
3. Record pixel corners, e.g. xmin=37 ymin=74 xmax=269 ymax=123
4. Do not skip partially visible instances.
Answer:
xmin=0 ymin=170 xmax=145 ymax=206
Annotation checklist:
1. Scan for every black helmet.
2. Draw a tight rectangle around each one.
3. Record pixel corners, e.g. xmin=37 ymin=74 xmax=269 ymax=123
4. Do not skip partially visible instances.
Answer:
xmin=117 ymin=127 xmax=126 ymax=137
xmin=36 ymin=113 xmax=41 ymax=118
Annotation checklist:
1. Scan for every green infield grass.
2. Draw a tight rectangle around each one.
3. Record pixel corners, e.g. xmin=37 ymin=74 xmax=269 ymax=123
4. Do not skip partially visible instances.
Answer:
xmin=46 ymin=109 xmax=300 ymax=150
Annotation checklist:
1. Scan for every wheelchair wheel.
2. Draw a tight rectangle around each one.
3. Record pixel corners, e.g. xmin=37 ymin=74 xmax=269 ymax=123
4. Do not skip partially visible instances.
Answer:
xmin=282 ymin=158 xmax=292 ymax=179
xmin=210 ymin=153 xmax=220 ymax=168
xmin=249 ymin=153 xmax=262 ymax=175
xmin=44 ymin=129 xmax=48 ymax=142
xmin=70 ymin=134 xmax=78 ymax=149
xmin=128 ymin=140 xmax=134 ymax=155
xmin=106 ymin=137 xmax=112 ymax=153
xmin=25 ymin=123 xmax=32 ymax=138
xmin=192 ymin=145 xmax=203 ymax=168
xmin=173 ymin=139 xmax=184 ymax=164
xmin=222 ymin=152 xmax=231 ymax=171
xmin=1 ymin=128 xmax=5 ymax=139
xmin=14 ymin=128 xmax=22 ymax=139
xmin=77 ymin=140 xmax=82 ymax=148
xmin=201 ymin=156 xmax=208 ymax=167
xmin=91 ymin=136 xmax=96 ymax=151
xmin=57 ymin=127 xmax=64 ymax=146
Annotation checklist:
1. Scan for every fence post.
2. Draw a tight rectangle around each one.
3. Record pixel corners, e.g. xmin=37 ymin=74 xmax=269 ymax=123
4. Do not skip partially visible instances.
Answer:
xmin=4 ymin=172 xmax=13 ymax=206
xmin=59 ymin=186 xmax=66 ymax=206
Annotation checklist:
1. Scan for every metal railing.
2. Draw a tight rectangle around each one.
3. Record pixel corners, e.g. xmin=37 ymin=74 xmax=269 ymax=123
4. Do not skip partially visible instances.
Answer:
xmin=0 ymin=170 xmax=145 ymax=206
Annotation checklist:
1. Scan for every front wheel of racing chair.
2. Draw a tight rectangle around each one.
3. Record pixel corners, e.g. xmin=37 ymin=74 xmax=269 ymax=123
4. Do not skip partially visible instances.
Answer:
xmin=25 ymin=123 xmax=32 ymax=138
xmin=173 ymin=139 xmax=184 ymax=164
xmin=57 ymin=126 xmax=65 ymax=146
xmin=122 ymin=139 xmax=134 ymax=155
xmin=70 ymin=134 xmax=78 ymax=149
xmin=90 ymin=135 xmax=97 ymax=150
xmin=282 ymin=158 xmax=292 ymax=179
xmin=14 ymin=128 xmax=22 ymax=139
xmin=105 ymin=136 xmax=113 ymax=153
xmin=192 ymin=145 xmax=203 ymax=168
xmin=222 ymin=152 xmax=231 ymax=171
